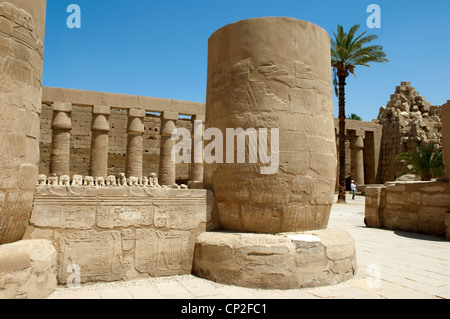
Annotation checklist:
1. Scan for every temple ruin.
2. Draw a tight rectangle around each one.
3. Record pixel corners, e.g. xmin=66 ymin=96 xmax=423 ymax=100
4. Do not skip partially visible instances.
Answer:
xmin=0 ymin=1 xmax=448 ymax=299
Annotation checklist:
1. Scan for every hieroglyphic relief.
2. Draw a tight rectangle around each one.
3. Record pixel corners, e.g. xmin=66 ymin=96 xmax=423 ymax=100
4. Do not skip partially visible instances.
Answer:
xmin=155 ymin=230 xmax=190 ymax=273
xmin=135 ymin=229 xmax=191 ymax=276
xmin=96 ymin=205 xmax=153 ymax=228
xmin=0 ymin=164 xmax=37 ymax=243
xmin=59 ymin=230 xmax=123 ymax=283
xmin=153 ymin=201 xmax=205 ymax=230
xmin=30 ymin=203 xmax=95 ymax=229
xmin=121 ymin=229 xmax=135 ymax=251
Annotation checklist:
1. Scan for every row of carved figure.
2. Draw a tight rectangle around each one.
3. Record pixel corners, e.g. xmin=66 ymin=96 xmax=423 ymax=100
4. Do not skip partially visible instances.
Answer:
xmin=36 ymin=173 xmax=188 ymax=189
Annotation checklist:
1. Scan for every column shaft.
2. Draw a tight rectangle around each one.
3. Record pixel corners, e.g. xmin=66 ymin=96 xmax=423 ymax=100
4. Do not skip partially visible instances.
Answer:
xmin=0 ymin=1 xmax=47 ymax=244
xmin=159 ymin=112 xmax=178 ymax=186
xmin=50 ymin=102 xmax=72 ymax=176
xmin=189 ymin=115 xmax=205 ymax=182
xmin=89 ymin=105 xmax=110 ymax=178
xmin=126 ymin=109 xmax=145 ymax=179
xmin=351 ymin=136 xmax=365 ymax=185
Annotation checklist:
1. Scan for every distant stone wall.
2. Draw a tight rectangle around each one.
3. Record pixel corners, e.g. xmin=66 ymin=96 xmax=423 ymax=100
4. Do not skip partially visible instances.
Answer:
xmin=24 ymin=185 xmax=212 ymax=284
xmin=365 ymin=182 xmax=450 ymax=239
xmin=39 ymin=103 xmax=192 ymax=182
xmin=376 ymin=82 xmax=442 ymax=183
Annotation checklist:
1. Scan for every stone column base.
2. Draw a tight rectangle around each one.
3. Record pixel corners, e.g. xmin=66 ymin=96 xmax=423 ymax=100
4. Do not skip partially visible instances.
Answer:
xmin=0 ymin=240 xmax=57 ymax=299
xmin=193 ymin=229 xmax=356 ymax=289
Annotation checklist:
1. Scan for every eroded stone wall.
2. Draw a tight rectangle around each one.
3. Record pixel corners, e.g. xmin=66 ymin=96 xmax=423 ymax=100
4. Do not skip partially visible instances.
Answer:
xmin=24 ymin=185 xmax=212 ymax=284
xmin=376 ymin=82 xmax=442 ymax=183
xmin=365 ymin=182 xmax=449 ymax=238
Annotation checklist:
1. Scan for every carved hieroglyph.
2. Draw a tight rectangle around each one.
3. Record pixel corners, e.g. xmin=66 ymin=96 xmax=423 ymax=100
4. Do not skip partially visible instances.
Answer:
xmin=25 ymin=187 xmax=208 ymax=283
xmin=204 ymin=17 xmax=337 ymax=233
xmin=0 ymin=1 xmax=47 ymax=244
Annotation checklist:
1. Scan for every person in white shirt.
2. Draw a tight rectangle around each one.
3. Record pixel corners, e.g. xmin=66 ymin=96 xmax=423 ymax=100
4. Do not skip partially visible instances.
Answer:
xmin=351 ymin=180 xmax=357 ymax=200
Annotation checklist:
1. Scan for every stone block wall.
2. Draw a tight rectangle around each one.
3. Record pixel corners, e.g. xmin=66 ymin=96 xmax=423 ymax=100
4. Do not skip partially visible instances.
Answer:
xmin=24 ymin=185 xmax=211 ymax=284
xmin=365 ymin=181 xmax=450 ymax=239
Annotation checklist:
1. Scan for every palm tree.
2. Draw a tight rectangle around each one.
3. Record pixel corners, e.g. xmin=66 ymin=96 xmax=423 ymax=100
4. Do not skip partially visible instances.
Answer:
xmin=396 ymin=143 xmax=444 ymax=181
xmin=331 ymin=24 xmax=388 ymax=203
xmin=346 ymin=113 xmax=363 ymax=121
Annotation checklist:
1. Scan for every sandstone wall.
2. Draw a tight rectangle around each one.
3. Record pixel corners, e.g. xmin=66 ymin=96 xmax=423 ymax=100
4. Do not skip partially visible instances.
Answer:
xmin=24 ymin=185 xmax=212 ymax=284
xmin=365 ymin=181 xmax=450 ymax=239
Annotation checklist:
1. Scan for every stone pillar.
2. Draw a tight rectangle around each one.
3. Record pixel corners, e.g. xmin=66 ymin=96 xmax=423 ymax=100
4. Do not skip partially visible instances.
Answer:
xmin=0 ymin=1 xmax=47 ymax=244
xmin=50 ymin=102 xmax=72 ymax=177
xmin=351 ymin=135 xmax=365 ymax=185
xmin=89 ymin=105 xmax=111 ymax=178
xmin=189 ymin=115 xmax=205 ymax=183
xmin=126 ymin=109 xmax=145 ymax=179
xmin=441 ymin=101 xmax=450 ymax=180
xmin=204 ymin=17 xmax=337 ymax=233
xmin=159 ymin=111 xmax=178 ymax=186
xmin=445 ymin=211 xmax=450 ymax=241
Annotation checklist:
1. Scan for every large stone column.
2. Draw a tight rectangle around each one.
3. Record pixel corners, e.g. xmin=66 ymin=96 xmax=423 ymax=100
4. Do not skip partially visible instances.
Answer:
xmin=441 ymin=101 xmax=450 ymax=180
xmin=126 ymin=109 xmax=145 ymax=179
xmin=50 ymin=102 xmax=72 ymax=177
xmin=189 ymin=115 xmax=205 ymax=183
xmin=195 ymin=17 xmax=356 ymax=291
xmin=204 ymin=17 xmax=337 ymax=234
xmin=351 ymin=135 xmax=365 ymax=185
xmin=158 ymin=111 xmax=178 ymax=186
xmin=89 ymin=105 xmax=111 ymax=178
xmin=0 ymin=1 xmax=47 ymax=244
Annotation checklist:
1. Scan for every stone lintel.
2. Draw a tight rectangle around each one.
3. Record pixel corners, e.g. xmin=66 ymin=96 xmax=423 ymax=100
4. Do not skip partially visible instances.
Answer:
xmin=128 ymin=109 xmax=146 ymax=118
xmin=161 ymin=111 xmax=179 ymax=121
xmin=52 ymin=102 xmax=72 ymax=113
xmin=92 ymin=105 xmax=111 ymax=115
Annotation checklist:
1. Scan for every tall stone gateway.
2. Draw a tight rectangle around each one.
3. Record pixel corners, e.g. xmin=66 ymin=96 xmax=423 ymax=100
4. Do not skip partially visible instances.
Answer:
xmin=195 ymin=18 xmax=356 ymax=289
xmin=203 ymin=17 xmax=337 ymax=234
xmin=0 ymin=1 xmax=47 ymax=244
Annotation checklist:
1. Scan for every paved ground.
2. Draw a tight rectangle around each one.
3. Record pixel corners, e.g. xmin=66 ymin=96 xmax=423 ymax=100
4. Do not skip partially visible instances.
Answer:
xmin=47 ymin=195 xmax=450 ymax=300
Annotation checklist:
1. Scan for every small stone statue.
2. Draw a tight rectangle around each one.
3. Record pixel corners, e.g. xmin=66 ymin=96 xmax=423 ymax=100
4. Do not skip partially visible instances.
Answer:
xmin=84 ymin=176 xmax=94 ymax=186
xmin=141 ymin=176 xmax=149 ymax=187
xmin=48 ymin=173 xmax=58 ymax=186
xmin=119 ymin=173 xmax=127 ymax=187
xmin=37 ymin=174 xmax=47 ymax=186
xmin=59 ymin=175 xmax=71 ymax=186
xmin=95 ymin=176 xmax=105 ymax=187
xmin=71 ymin=175 xmax=83 ymax=186
xmin=129 ymin=176 xmax=139 ymax=187
xmin=106 ymin=175 xmax=117 ymax=186
xmin=149 ymin=173 xmax=160 ymax=188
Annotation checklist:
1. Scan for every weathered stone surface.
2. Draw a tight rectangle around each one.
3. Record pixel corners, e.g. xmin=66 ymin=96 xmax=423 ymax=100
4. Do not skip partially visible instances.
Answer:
xmin=193 ymin=229 xmax=356 ymax=289
xmin=441 ymin=101 xmax=450 ymax=180
xmin=376 ymin=82 xmax=442 ymax=183
xmin=204 ymin=17 xmax=336 ymax=234
xmin=24 ymin=187 xmax=208 ymax=283
xmin=0 ymin=0 xmax=47 ymax=244
xmin=0 ymin=239 xmax=57 ymax=299
xmin=445 ymin=212 xmax=450 ymax=241
xmin=365 ymin=182 xmax=449 ymax=238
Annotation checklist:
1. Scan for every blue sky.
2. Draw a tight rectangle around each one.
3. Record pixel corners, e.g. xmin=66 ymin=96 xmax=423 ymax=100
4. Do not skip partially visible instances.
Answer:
xmin=43 ymin=0 xmax=450 ymax=122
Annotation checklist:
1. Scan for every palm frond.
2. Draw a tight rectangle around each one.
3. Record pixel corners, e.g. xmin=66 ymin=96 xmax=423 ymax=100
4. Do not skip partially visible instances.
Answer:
xmin=396 ymin=143 xmax=444 ymax=181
